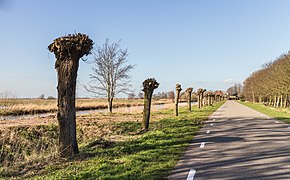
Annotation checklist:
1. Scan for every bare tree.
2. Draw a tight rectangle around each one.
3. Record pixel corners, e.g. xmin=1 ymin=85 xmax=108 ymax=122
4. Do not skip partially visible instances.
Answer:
xmin=39 ymin=93 xmax=45 ymax=99
xmin=227 ymin=84 xmax=242 ymax=97
xmin=167 ymin=91 xmax=175 ymax=102
xmin=138 ymin=92 xmax=144 ymax=99
xmin=142 ymin=78 xmax=159 ymax=131
xmin=128 ymin=92 xmax=136 ymax=99
xmin=242 ymin=51 xmax=290 ymax=107
xmin=85 ymin=39 xmax=134 ymax=113
xmin=48 ymin=33 xmax=93 ymax=157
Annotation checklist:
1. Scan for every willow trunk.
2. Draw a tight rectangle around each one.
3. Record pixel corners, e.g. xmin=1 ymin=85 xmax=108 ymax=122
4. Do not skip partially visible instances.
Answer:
xmin=188 ymin=93 xmax=192 ymax=111
xmin=142 ymin=90 xmax=153 ymax=131
xmin=201 ymin=93 xmax=204 ymax=107
xmin=198 ymin=94 xmax=201 ymax=108
xmin=175 ymin=91 xmax=180 ymax=116
xmin=56 ymin=57 xmax=79 ymax=157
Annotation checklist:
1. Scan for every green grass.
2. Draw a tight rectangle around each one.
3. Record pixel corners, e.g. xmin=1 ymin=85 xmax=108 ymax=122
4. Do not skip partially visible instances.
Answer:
xmin=238 ymin=101 xmax=290 ymax=123
xmin=0 ymin=102 xmax=224 ymax=179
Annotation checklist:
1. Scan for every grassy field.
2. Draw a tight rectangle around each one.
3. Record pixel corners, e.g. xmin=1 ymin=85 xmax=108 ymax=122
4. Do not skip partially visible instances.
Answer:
xmin=0 ymin=98 xmax=170 ymax=116
xmin=238 ymin=101 xmax=290 ymax=123
xmin=0 ymin=101 xmax=225 ymax=179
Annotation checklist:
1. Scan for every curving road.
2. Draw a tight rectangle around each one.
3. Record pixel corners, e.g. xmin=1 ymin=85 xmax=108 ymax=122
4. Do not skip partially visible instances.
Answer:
xmin=168 ymin=100 xmax=290 ymax=180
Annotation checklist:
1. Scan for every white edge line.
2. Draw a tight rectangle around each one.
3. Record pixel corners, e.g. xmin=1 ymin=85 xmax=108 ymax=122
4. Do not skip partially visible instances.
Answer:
xmin=210 ymin=123 xmax=214 ymax=126
xmin=200 ymin=142 xmax=205 ymax=148
xmin=186 ymin=169 xmax=196 ymax=180
xmin=275 ymin=121 xmax=279 ymax=124
xmin=206 ymin=130 xmax=210 ymax=134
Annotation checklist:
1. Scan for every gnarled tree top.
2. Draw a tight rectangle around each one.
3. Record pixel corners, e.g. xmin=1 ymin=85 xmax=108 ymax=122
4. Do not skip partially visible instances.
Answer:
xmin=186 ymin=87 xmax=193 ymax=93
xmin=175 ymin=84 xmax=182 ymax=91
xmin=142 ymin=78 xmax=159 ymax=92
xmin=214 ymin=90 xmax=223 ymax=96
xmin=48 ymin=33 xmax=93 ymax=62
xmin=206 ymin=91 xmax=214 ymax=97
xmin=197 ymin=88 xmax=206 ymax=95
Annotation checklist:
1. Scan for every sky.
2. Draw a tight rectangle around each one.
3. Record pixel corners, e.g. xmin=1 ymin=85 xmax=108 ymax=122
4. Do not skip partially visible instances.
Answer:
xmin=1 ymin=0 xmax=290 ymax=98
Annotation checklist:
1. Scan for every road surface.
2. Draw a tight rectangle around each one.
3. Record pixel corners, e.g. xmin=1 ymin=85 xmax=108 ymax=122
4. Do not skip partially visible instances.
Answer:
xmin=168 ymin=100 xmax=290 ymax=180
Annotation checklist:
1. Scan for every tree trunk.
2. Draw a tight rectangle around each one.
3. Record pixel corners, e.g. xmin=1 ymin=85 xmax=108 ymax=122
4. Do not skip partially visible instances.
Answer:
xmin=175 ymin=91 xmax=180 ymax=116
xmin=56 ymin=57 xmax=79 ymax=157
xmin=142 ymin=90 xmax=153 ymax=131
xmin=280 ymin=95 xmax=283 ymax=108
xmin=188 ymin=92 xmax=192 ymax=111
xmin=201 ymin=93 xmax=204 ymax=107
xmin=198 ymin=94 xmax=201 ymax=108
xmin=252 ymin=90 xmax=255 ymax=102
xmin=259 ymin=97 xmax=262 ymax=103
xmin=108 ymin=97 xmax=113 ymax=113
xmin=283 ymin=95 xmax=287 ymax=108
xmin=276 ymin=96 xmax=280 ymax=107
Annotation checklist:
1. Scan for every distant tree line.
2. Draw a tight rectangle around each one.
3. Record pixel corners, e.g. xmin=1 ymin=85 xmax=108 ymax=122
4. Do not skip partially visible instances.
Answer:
xmin=226 ymin=84 xmax=243 ymax=100
xmin=242 ymin=51 xmax=290 ymax=107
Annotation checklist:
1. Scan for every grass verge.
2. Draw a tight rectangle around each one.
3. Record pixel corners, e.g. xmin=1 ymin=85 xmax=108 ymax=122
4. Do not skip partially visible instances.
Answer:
xmin=0 ymin=101 xmax=224 ymax=179
xmin=238 ymin=101 xmax=290 ymax=123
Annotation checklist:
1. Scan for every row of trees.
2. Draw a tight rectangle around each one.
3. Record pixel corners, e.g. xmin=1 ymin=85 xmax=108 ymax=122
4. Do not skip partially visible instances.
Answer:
xmin=48 ymin=33 xmax=161 ymax=157
xmin=242 ymin=51 xmax=290 ymax=107
xmin=48 ymin=33 xmax=226 ymax=158
xmin=129 ymin=90 xmax=220 ymax=103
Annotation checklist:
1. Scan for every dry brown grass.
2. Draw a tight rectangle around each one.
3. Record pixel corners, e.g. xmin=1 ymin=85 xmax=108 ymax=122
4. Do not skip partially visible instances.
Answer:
xmin=0 ymin=104 xmax=176 ymax=177
xmin=0 ymin=98 xmax=171 ymax=116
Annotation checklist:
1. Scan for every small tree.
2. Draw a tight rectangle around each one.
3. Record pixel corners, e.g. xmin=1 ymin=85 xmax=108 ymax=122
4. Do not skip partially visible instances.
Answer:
xmin=186 ymin=87 xmax=193 ymax=111
xmin=175 ymin=84 xmax=182 ymax=116
xmin=138 ymin=92 xmax=144 ymax=99
xmin=128 ymin=93 xmax=136 ymax=99
xmin=142 ymin=78 xmax=159 ymax=131
xmin=167 ymin=91 xmax=175 ymax=102
xmin=85 ymin=39 xmax=134 ymax=113
xmin=39 ymin=93 xmax=45 ymax=99
xmin=48 ymin=33 xmax=93 ymax=157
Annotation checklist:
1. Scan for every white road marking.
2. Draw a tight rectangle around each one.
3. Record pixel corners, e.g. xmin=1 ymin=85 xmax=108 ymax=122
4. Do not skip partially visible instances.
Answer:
xmin=206 ymin=130 xmax=210 ymax=134
xmin=210 ymin=123 xmax=214 ymax=126
xmin=275 ymin=121 xmax=279 ymax=124
xmin=186 ymin=169 xmax=196 ymax=180
xmin=213 ymin=119 xmax=216 ymax=121
xmin=200 ymin=142 xmax=206 ymax=148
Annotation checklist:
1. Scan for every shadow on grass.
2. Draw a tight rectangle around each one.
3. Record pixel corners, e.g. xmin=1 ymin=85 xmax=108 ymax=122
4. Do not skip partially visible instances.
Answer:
xmin=3 ymin=102 xmax=225 ymax=179
xmin=277 ymin=117 xmax=290 ymax=123
xmin=75 ymin=119 xmax=199 ymax=179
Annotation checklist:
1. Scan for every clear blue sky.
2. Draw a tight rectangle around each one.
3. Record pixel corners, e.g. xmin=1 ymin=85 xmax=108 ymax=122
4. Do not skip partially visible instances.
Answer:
xmin=1 ymin=0 xmax=290 ymax=98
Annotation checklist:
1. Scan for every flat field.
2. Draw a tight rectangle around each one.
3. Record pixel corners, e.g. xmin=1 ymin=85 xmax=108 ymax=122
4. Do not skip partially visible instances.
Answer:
xmin=0 ymin=98 xmax=170 ymax=116
xmin=0 ymin=101 xmax=224 ymax=179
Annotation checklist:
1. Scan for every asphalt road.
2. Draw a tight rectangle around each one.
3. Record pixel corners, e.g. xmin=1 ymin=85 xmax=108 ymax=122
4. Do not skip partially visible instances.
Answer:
xmin=168 ymin=100 xmax=290 ymax=180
